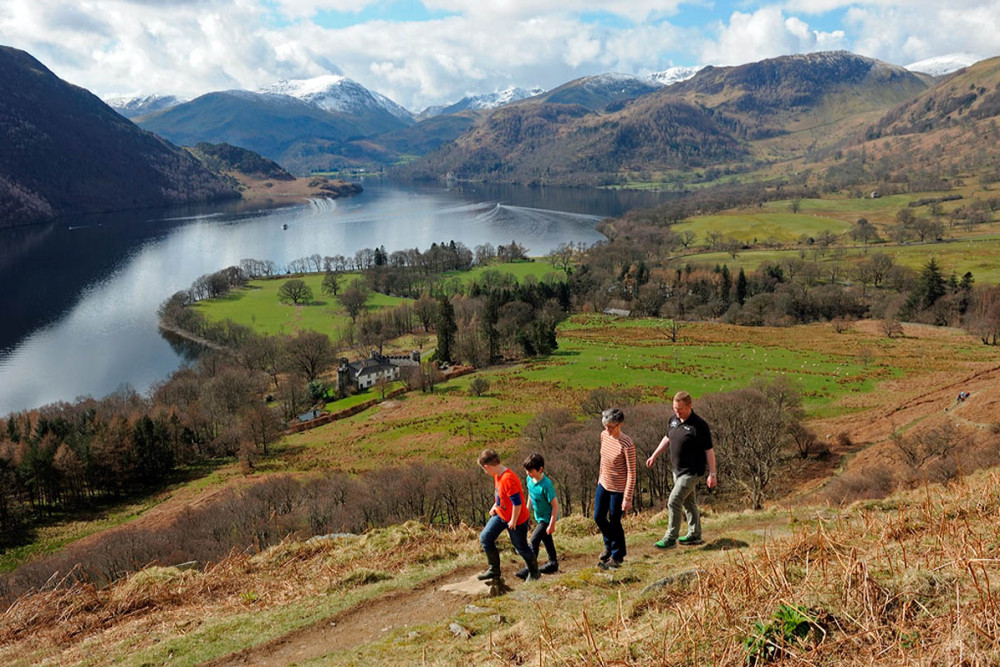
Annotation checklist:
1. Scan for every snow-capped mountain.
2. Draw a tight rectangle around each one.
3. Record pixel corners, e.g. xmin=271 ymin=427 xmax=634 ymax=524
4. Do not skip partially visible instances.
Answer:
xmin=258 ymin=75 xmax=414 ymax=123
xmin=105 ymin=94 xmax=187 ymax=119
xmin=424 ymin=85 xmax=546 ymax=117
xmin=648 ymin=65 xmax=704 ymax=87
xmin=905 ymin=53 xmax=982 ymax=77
xmin=457 ymin=86 xmax=545 ymax=110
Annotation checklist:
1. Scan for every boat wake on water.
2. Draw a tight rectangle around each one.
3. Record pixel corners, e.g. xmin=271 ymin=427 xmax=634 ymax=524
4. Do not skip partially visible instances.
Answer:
xmin=306 ymin=197 xmax=338 ymax=214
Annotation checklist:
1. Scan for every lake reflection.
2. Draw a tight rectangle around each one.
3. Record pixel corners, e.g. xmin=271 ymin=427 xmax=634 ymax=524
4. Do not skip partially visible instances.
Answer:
xmin=0 ymin=180 xmax=673 ymax=414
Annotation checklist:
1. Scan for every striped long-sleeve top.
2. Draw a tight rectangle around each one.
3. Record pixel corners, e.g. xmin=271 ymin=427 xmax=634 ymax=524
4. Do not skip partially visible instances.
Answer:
xmin=598 ymin=429 xmax=636 ymax=501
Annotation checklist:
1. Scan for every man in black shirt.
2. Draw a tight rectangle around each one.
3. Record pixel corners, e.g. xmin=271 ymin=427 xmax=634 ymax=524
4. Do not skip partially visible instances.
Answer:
xmin=645 ymin=391 xmax=716 ymax=548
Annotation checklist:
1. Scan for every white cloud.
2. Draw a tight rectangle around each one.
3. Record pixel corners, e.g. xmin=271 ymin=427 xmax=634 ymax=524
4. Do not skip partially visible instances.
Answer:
xmin=423 ymin=0 xmax=685 ymax=22
xmin=844 ymin=3 xmax=1000 ymax=64
xmin=2 ymin=0 xmax=998 ymax=114
xmin=700 ymin=7 xmax=847 ymax=66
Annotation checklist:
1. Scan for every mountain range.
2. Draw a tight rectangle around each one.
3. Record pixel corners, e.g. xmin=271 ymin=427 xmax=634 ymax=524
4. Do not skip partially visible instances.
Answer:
xmin=0 ymin=46 xmax=238 ymax=227
xmin=398 ymin=51 xmax=938 ymax=185
xmin=6 ymin=44 xmax=1000 ymax=226
xmin=125 ymin=70 xmax=707 ymax=173
xmin=123 ymin=53 xmax=981 ymax=181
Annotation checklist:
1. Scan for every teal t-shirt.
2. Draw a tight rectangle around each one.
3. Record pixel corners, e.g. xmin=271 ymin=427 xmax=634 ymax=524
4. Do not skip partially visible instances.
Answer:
xmin=525 ymin=474 xmax=557 ymax=523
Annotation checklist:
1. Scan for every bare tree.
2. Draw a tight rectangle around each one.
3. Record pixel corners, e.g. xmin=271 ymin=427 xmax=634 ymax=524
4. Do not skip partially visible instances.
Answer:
xmin=547 ymin=243 xmax=575 ymax=275
xmin=677 ymin=230 xmax=697 ymax=249
xmin=700 ymin=384 xmax=797 ymax=510
xmin=338 ymin=285 xmax=370 ymax=322
xmin=965 ymin=286 xmax=1000 ymax=345
xmin=278 ymin=279 xmax=314 ymax=305
xmin=321 ymin=270 xmax=340 ymax=297
xmin=284 ymin=331 xmax=336 ymax=382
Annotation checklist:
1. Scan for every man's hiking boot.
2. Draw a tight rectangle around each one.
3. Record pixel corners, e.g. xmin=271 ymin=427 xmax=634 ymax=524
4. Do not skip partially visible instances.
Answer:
xmin=539 ymin=560 xmax=559 ymax=574
xmin=654 ymin=537 xmax=677 ymax=549
xmin=598 ymin=559 xmax=622 ymax=570
xmin=679 ymin=535 xmax=703 ymax=546
xmin=598 ymin=549 xmax=612 ymax=563
xmin=514 ymin=566 xmax=530 ymax=580
xmin=477 ymin=549 xmax=502 ymax=580
xmin=525 ymin=558 xmax=541 ymax=581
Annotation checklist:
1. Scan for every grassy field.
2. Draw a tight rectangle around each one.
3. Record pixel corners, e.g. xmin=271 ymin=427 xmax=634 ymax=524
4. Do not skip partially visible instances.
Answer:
xmin=673 ymin=211 xmax=851 ymax=244
xmin=194 ymin=261 xmax=562 ymax=337
xmin=670 ymin=235 xmax=1000 ymax=283
xmin=192 ymin=272 xmax=409 ymax=337
xmin=266 ymin=314 xmax=997 ymax=476
xmin=444 ymin=259 xmax=561 ymax=283
xmin=671 ymin=186 xmax=1000 ymax=273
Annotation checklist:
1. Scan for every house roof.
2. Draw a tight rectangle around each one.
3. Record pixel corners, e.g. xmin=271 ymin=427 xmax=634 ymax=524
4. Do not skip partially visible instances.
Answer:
xmin=347 ymin=358 xmax=396 ymax=379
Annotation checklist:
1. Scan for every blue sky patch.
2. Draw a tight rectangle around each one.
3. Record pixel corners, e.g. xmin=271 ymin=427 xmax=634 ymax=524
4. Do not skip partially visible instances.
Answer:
xmin=313 ymin=0 xmax=457 ymax=29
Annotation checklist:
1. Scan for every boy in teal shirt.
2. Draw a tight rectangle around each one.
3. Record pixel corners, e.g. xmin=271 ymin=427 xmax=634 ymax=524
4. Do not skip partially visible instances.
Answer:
xmin=517 ymin=453 xmax=559 ymax=578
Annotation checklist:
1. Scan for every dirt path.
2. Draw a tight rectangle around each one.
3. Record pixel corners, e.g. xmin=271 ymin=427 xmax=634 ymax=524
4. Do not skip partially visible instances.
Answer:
xmin=205 ymin=567 xmax=478 ymax=666
xmin=203 ymin=550 xmax=665 ymax=664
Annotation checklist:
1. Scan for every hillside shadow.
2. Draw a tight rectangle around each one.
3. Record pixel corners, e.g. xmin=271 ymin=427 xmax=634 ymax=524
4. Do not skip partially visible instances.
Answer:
xmin=0 ymin=458 xmax=225 ymax=556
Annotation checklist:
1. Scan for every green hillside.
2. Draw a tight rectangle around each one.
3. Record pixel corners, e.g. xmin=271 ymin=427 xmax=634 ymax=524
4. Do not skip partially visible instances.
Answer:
xmin=0 ymin=46 xmax=238 ymax=226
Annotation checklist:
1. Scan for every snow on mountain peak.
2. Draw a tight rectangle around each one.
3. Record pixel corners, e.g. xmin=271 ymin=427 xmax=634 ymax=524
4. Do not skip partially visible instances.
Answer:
xmin=467 ymin=86 xmax=545 ymax=109
xmin=257 ymin=75 xmax=413 ymax=122
xmin=261 ymin=75 xmax=348 ymax=98
xmin=648 ymin=66 xmax=704 ymax=87
xmin=104 ymin=93 xmax=186 ymax=118
xmin=905 ymin=53 xmax=982 ymax=77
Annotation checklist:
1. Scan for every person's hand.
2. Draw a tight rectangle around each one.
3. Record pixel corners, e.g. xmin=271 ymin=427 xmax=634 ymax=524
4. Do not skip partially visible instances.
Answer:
xmin=645 ymin=455 xmax=656 ymax=468
xmin=622 ymin=499 xmax=632 ymax=513
xmin=546 ymin=522 xmax=556 ymax=535
xmin=508 ymin=520 xmax=517 ymax=530
xmin=707 ymin=473 xmax=717 ymax=490
xmin=489 ymin=506 xmax=497 ymax=516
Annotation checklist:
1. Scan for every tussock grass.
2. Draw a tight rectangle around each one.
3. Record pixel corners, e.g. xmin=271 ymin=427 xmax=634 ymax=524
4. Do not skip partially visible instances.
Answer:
xmin=7 ymin=469 xmax=1000 ymax=664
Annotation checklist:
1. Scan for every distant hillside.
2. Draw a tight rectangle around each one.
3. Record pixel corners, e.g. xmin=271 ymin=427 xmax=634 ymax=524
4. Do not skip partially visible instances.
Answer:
xmin=399 ymin=99 xmax=745 ymax=185
xmin=136 ymin=90 xmax=409 ymax=174
xmin=0 ymin=46 xmax=238 ymax=227
xmin=530 ymin=73 xmax=661 ymax=111
xmin=400 ymin=51 xmax=933 ymax=186
xmin=667 ymin=51 xmax=930 ymax=155
xmin=189 ymin=142 xmax=295 ymax=181
xmin=376 ymin=113 xmax=478 ymax=156
xmin=873 ymin=55 xmax=1000 ymax=136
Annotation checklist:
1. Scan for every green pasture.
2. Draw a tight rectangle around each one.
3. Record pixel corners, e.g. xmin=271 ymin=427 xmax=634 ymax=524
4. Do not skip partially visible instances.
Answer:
xmin=193 ymin=273 xmax=410 ymax=336
xmin=504 ymin=331 xmax=882 ymax=410
xmin=671 ymin=235 xmax=1000 ymax=283
xmin=447 ymin=260 xmax=562 ymax=283
xmin=195 ymin=262 xmax=562 ymax=337
xmin=674 ymin=212 xmax=851 ymax=244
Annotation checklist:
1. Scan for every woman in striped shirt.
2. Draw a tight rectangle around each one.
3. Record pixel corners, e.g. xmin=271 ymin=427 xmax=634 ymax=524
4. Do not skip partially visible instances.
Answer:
xmin=593 ymin=407 xmax=636 ymax=569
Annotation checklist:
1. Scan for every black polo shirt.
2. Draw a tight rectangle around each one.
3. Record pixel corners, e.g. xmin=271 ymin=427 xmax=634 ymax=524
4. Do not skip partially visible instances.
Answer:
xmin=668 ymin=410 xmax=713 ymax=476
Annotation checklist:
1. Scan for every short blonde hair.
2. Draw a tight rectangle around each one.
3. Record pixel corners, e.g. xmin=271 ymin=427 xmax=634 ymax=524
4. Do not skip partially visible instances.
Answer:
xmin=478 ymin=449 xmax=500 ymax=466
xmin=673 ymin=391 xmax=692 ymax=405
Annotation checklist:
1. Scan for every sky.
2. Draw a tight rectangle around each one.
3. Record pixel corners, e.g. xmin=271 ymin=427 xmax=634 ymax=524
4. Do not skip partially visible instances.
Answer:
xmin=1 ymin=0 xmax=998 ymax=112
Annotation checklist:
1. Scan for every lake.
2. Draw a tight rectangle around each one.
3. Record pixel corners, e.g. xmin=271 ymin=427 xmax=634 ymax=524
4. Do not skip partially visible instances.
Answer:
xmin=0 ymin=180 xmax=674 ymax=415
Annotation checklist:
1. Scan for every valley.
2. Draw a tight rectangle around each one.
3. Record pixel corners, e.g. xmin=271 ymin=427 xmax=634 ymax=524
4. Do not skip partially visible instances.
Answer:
xmin=4 ymin=31 xmax=1000 ymax=665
